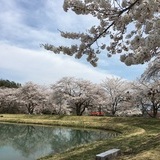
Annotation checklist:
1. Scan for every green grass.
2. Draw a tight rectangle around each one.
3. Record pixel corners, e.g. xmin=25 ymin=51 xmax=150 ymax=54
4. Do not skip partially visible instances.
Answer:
xmin=0 ymin=114 xmax=159 ymax=160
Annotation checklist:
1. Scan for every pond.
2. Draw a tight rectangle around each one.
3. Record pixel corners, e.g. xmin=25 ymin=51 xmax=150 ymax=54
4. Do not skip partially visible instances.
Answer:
xmin=0 ymin=123 xmax=119 ymax=160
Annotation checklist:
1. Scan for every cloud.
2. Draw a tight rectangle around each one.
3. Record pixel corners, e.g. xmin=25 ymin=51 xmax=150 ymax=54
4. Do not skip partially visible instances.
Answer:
xmin=0 ymin=0 xmax=98 ymax=49
xmin=0 ymin=43 xmax=113 ymax=85
xmin=0 ymin=0 xmax=146 ymax=85
xmin=0 ymin=0 xmax=110 ymax=85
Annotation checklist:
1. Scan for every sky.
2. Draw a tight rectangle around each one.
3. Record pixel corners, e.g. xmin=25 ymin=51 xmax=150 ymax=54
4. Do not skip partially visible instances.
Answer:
xmin=0 ymin=0 xmax=147 ymax=85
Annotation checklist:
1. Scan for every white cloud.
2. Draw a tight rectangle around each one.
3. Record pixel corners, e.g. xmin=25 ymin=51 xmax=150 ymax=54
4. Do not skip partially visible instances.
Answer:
xmin=0 ymin=43 xmax=113 ymax=85
xmin=0 ymin=0 xmax=98 ymax=49
xmin=0 ymin=0 xmax=112 ymax=85
xmin=0 ymin=0 xmax=146 ymax=84
xmin=44 ymin=0 xmax=98 ymax=31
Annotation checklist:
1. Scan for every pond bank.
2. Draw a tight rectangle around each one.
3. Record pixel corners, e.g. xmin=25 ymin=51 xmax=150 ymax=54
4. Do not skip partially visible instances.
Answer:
xmin=0 ymin=114 xmax=159 ymax=160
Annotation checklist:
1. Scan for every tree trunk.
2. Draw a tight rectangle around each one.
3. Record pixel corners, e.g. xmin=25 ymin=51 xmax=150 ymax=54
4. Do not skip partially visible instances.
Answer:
xmin=152 ymin=104 xmax=158 ymax=118
xmin=27 ymin=103 xmax=34 ymax=114
xmin=80 ymin=106 xmax=86 ymax=116
xmin=76 ymin=103 xmax=85 ymax=116
xmin=76 ymin=104 xmax=81 ymax=116
xmin=111 ymin=103 xmax=116 ymax=115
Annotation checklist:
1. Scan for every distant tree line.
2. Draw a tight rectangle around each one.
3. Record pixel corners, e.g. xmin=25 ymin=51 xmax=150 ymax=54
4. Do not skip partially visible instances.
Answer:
xmin=0 ymin=75 xmax=159 ymax=118
xmin=0 ymin=79 xmax=21 ymax=88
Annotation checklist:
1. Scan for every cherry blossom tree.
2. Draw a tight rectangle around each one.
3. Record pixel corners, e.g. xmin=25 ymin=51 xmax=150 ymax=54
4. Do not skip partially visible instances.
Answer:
xmin=0 ymin=88 xmax=21 ymax=113
xmin=131 ymin=80 xmax=149 ymax=115
xmin=40 ymin=88 xmax=57 ymax=115
xmin=142 ymin=56 xmax=160 ymax=80
xmin=43 ymin=0 xmax=160 ymax=68
xmin=101 ymin=77 xmax=131 ymax=115
xmin=51 ymin=77 xmax=106 ymax=116
xmin=18 ymin=82 xmax=48 ymax=114
xmin=50 ymin=89 xmax=70 ymax=115
xmin=132 ymin=79 xmax=160 ymax=118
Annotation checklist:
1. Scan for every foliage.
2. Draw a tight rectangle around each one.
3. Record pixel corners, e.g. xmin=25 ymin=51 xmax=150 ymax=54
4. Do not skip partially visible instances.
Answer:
xmin=0 ymin=79 xmax=21 ymax=88
xmin=18 ymin=82 xmax=48 ymax=114
xmin=142 ymin=56 xmax=160 ymax=80
xmin=131 ymin=79 xmax=160 ymax=118
xmin=0 ymin=88 xmax=21 ymax=113
xmin=0 ymin=76 xmax=159 ymax=118
xmin=101 ymin=77 xmax=131 ymax=115
xmin=43 ymin=0 xmax=160 ymax=69
xmin=51 ymin=77 xmax=106 ymax=116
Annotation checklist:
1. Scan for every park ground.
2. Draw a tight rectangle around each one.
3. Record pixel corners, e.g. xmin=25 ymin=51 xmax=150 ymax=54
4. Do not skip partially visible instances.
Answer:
xmin=0 ymin=114 xmax=159 ymax=160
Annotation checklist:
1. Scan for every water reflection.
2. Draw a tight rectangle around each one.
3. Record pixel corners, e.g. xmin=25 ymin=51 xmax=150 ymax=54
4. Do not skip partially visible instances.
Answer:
xmin=0 ymin=123 xmax=119 ymax=160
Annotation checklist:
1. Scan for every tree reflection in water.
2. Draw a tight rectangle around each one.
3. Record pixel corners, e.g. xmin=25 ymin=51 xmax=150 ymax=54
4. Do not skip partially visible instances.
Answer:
xmin=0 ymin=123 xmax=119 ymax=160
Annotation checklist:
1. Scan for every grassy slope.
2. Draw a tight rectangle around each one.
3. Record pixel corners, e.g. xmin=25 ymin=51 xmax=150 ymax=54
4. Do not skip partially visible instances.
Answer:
xmin=0 ymin=114 xmax=159 ymax=160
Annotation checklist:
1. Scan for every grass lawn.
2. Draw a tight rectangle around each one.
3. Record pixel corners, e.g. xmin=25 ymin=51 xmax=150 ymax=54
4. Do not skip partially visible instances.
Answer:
xmin=0 ymin=114 xmax=159 ymax=160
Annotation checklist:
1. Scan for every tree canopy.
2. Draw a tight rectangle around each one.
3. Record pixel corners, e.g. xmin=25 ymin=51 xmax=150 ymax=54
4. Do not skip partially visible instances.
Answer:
xmin=51 ymin=77 xmax=105 ymax=116
xmin=0 ymin=79 xmax=21 ymax=88
xmin=0 ymin=76 xmax=159 ymax=117
xmin=142 ymin=56 xmax=160 ymax=80
xmin=43 ymin=0 xmax=160 ymax=71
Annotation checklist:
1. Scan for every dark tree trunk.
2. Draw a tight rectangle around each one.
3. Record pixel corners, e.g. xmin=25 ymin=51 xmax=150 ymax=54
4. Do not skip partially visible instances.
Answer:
xmin=76 ymin=103 xmax=86 ymax=116
xmin=26 ymin=103 xmax=34 ymax=114
xmin=76 ymin=104 xmax=81 ymax=116
xmin=111 ymin=102 xmax=117 ymax=115
xmin=152 ymin=104 xmax=158 ymax=118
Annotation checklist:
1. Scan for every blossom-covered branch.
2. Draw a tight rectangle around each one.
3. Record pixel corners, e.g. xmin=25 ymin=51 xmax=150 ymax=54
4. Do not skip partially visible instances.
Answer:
xmin=43 ymin=0 xmax=160 ymax=67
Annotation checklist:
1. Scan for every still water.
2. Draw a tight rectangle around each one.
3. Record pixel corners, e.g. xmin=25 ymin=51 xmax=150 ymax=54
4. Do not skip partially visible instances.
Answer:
xmin=0 ymin=123 xmax=118 ymax=160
